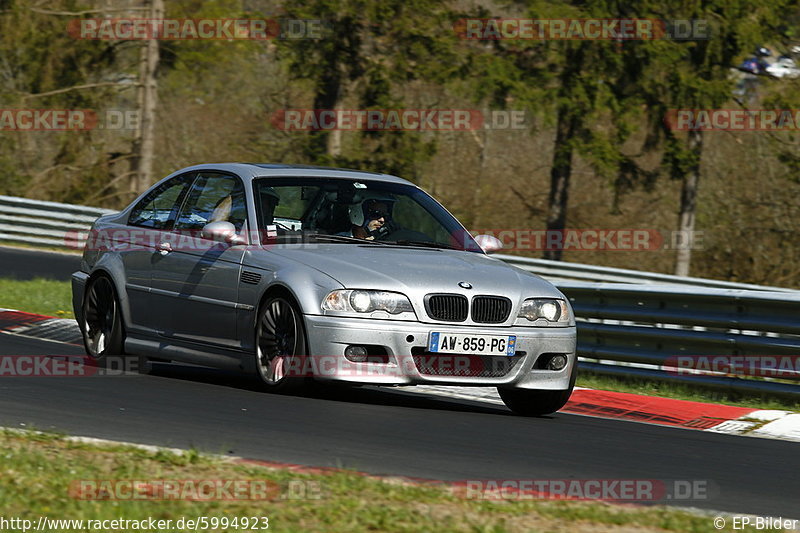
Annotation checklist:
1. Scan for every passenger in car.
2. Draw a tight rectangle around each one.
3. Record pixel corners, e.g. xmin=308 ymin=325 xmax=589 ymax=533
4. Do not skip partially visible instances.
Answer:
xmin=209 ymin=195 xmax=232 ymax=223
xmin=209 ymin=194 xmax=247 ymax=231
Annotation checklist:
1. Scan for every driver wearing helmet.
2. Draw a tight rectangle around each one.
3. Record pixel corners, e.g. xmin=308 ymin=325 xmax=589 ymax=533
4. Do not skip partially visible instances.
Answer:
xmin=257 ymin=186 xmax=280 ymax=225
xmin=345 ymin=198 xmax=393 ymax=240
xmin=257 ymin=186 xmax=282 ymax=243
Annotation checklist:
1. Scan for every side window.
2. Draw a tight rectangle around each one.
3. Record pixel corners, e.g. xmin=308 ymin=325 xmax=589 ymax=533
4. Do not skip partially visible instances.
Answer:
xmin=128 ymin=174 xmax=193 ymax=229
xmin=254 ymin=184 xmax=308 ymax=230
xmin=174 ymin=173 xmax=247 ymax=232
xmin=272 ymin=186 xmax=306 ymax=221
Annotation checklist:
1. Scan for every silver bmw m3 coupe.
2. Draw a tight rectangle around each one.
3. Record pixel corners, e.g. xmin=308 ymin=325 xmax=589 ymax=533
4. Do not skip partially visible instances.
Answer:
xmin=72 ymin=163 xmax=577 ymax=415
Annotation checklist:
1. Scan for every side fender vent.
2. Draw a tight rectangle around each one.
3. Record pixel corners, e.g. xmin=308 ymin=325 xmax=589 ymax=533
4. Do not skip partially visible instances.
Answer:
xmin=240 ymin=271 xmax=261 ymax=285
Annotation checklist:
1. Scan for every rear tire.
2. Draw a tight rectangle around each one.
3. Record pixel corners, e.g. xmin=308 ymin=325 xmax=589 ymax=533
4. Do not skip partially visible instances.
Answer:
xmin=254 ymin=296 xmax=309 ymax=393
xmin=81 ymin=275 xmax=125 ymax=362
xmin=498 ymin=363 xmax=577 ymax=416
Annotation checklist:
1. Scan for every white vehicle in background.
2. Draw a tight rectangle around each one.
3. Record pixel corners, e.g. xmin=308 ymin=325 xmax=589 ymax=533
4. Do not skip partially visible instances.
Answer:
xmin=766 ymin=56 xmax=800 ymax=79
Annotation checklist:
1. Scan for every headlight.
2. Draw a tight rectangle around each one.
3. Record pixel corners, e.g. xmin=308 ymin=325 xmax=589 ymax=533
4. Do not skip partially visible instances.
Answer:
xmin=322 ymin=290 xmax=415 ymax=317
xmin=350 ymin=290 xmax=372 ymax=312
xmin=517 ymin=298 xmax=570 ymax=325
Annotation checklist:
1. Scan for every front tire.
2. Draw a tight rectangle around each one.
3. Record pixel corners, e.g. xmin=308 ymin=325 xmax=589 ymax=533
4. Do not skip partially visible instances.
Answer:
xmin=81 ymin=275 xmax=125 ymax=361
xmin=498 ymin=363 xmax=577 ymax=416
xmin=255 ymin=296 xmax=309 ymax=393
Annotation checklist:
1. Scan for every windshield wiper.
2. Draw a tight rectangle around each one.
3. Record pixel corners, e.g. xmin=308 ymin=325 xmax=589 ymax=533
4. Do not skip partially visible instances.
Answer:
xmin=386 ymin=240 xmax=461 ymax=250
xmin=307 ymin=233 xmax=388 ymax=245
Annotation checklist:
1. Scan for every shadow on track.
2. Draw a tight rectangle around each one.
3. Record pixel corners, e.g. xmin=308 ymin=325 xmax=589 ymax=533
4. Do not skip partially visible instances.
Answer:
xmin=145 ymin=361 xmax=513 ymax=417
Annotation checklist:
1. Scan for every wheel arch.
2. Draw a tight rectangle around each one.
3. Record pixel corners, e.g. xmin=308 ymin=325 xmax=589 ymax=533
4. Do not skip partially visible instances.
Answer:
xmin=255 ymin=284 xmax=302 ymax=319
xmin=81 ymin=268 xmax=127 ymax=358
xmin=83 ymin=267 xmax=130 ymax=333
xmin=241 ymin=283 xmax=310 ymax=374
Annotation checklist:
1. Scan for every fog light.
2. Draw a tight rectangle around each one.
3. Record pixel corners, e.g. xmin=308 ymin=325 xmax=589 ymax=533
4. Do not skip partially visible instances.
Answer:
xmin=345 ymin=345 xmax=369 ymax=362
xmin=546 ymin=354 xmax=568 ymax=371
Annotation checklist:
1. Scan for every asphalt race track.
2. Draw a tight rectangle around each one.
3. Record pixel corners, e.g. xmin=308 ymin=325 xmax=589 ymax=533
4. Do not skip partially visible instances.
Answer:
xmin=0 ymin=246 xmax=80 ymax=280
xmin=0 ymin=247 xmax=797 ymax=519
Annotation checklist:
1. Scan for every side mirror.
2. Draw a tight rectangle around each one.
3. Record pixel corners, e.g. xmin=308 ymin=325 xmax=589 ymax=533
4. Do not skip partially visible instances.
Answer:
xmin=473 ymin=234 xmax=503 ymax=254
xmin=202 ymin=221 xmax=247 ymax=245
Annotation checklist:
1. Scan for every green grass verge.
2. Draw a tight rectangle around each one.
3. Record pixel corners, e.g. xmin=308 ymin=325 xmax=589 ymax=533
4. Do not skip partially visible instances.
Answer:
xmin=0 ymin=277 xmax=73 ymax=318
xmin=577 ymin=372 xmax=800 ymax=412
xmin=0 ymin=429 xmax=758 ymax=533
xmin=0 ymin=242 xmax=82 ymax=255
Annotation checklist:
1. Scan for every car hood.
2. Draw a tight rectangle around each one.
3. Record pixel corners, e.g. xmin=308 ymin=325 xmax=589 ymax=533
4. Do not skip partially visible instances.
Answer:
xmin=263 ymin=244 xmax=563 ymax=299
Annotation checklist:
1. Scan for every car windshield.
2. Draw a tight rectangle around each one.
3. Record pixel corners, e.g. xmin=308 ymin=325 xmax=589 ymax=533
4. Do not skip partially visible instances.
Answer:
xmin=252 ymin=177 xmax=483 ymax=252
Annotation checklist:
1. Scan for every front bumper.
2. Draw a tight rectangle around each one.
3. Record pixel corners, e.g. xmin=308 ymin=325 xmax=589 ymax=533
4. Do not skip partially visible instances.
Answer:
xmin=304 ymin=314 xmax=576 ymax=389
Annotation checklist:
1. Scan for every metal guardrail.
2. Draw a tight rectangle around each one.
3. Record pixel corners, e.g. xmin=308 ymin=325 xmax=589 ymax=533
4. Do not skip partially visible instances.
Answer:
xmin=1 ymin=193 xmax=795 ymax=292
xmin=0 ymin=195 xmax=115 ymax=249
xmin=498 ymin=254 xmax=799 ymax=292
xmin=0 ymin=195 xmax=797 ymax=398
xmin=559 ymin=282 xmax=800 ymax=399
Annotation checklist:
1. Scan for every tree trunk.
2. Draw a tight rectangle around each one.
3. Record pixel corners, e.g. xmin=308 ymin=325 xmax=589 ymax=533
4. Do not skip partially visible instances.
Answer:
xmin=129 ymin=0 xmax=162 ymax=200
xmin=469 ymin=115 xmax=489 ymax=229
xmin=544 ymin=105 xmax=577 ymax=261
xmin=326 ymin=92 xmax=344 ymax=158
xmin=674 ymin=130 xmax=703 ymax=276
xmin=322 ymin=78 xmax=360 ymax=159
xmin=307 ymin=61 xmax=344 ymax=161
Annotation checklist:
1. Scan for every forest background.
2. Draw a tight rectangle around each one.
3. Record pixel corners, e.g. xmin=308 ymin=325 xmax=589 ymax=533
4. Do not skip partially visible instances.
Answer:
xmin=1 ymin=0 xmax=799 ymax=287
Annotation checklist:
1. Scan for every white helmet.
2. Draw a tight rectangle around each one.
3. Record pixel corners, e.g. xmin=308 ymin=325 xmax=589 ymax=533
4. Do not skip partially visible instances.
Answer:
xmin=348 ymin=197 xmax=394 ymax=227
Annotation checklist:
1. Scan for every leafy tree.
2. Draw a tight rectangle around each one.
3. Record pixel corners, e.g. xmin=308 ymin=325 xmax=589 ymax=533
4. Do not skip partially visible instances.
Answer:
xmin=275 ymin=0 xmax=462 ymax=180
xmin=0 ymin=0 xmax=120 ymax=200
xmin=632 ymin=0 xmax=795 ymax=275
xmin=460 ymin=0 xmax=652 ymax=260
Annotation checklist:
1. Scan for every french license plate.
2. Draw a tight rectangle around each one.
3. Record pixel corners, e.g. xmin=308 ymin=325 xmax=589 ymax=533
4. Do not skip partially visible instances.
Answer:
xmin=428 ymin=332 xmax=516 ymax=356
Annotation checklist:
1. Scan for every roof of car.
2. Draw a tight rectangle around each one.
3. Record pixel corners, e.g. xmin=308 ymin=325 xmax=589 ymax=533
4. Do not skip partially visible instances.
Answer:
xmin=171 ymin=163 xmax=412 ymax=185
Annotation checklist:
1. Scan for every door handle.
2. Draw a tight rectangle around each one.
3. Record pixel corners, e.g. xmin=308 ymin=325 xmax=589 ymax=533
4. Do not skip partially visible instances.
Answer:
xmin=155 ymin=242 xmax=172 ymax=255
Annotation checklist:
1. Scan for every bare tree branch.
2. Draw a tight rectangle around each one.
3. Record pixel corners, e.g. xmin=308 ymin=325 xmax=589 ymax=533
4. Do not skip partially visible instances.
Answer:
xmin=22 ymin=82 xmax=134 ymax=101
xmin=509 ymin=185 xmax=545 ymax=217
xmin=28 ymin=7 xmax=149 ymax=16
